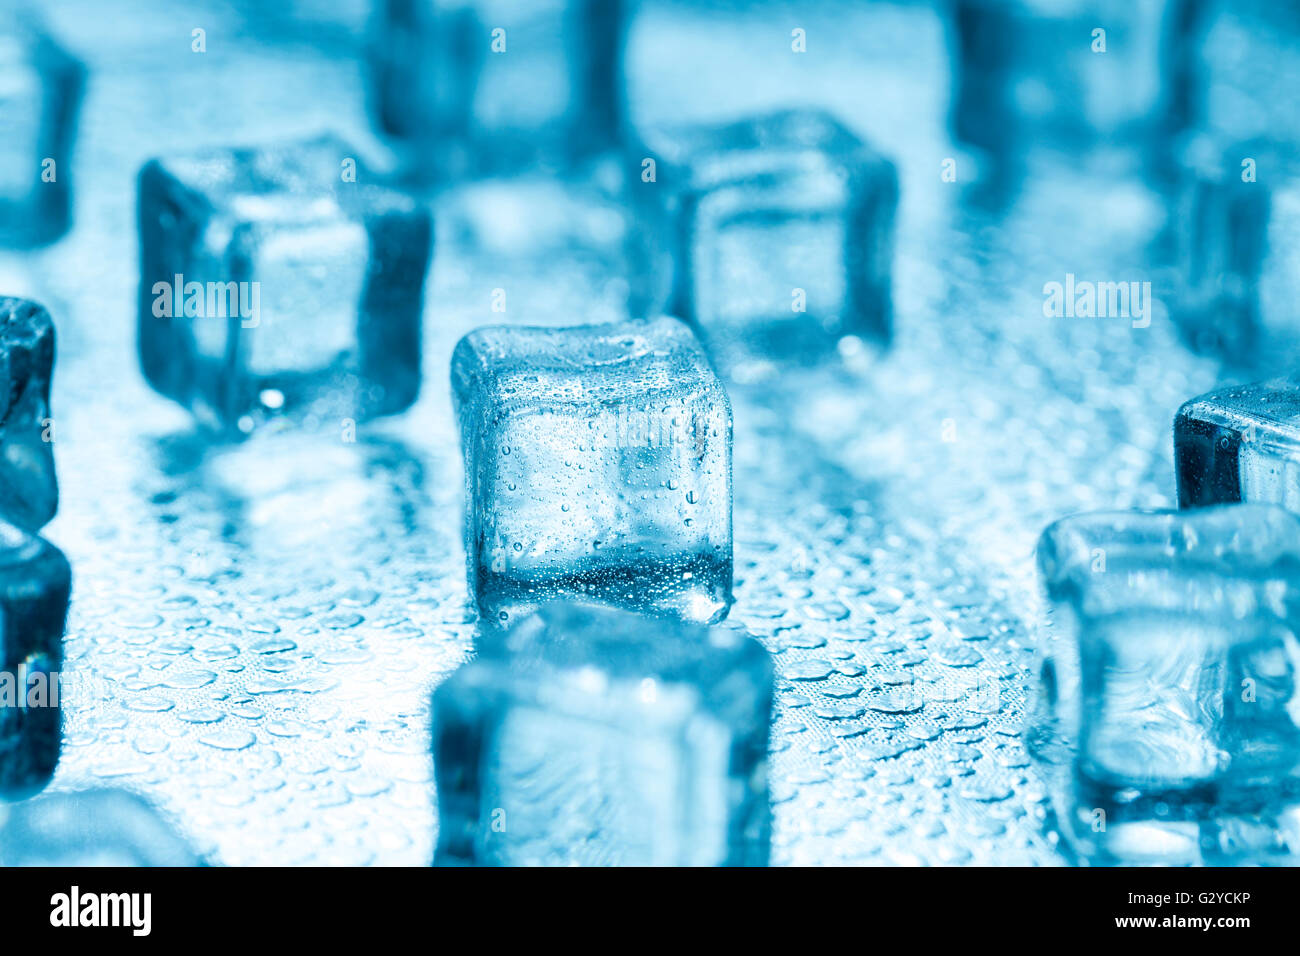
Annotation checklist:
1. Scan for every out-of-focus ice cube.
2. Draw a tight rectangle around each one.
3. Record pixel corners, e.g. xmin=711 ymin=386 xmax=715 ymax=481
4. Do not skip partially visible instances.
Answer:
xmin=1176 ymin=376 xmax=1300 ymax=510
xmin=432 ymin=601 xmax=772 ymax=866
xmin=136 ymin=134 xmax=432 ymax=436
xmin=451 ymin=316 xmax=732 ymax=627
xmin=0 ymin=789 xmax=201 ymax=865
xmin=1172 ymin=138 xmax=1298 ymax=364
xmin=0 ymin=298 xmax=57 ymax=532
xmin=948 ymin=0 xmax=1199 ymax=155
xmin=370 ymin=0 xmax=626 ymax=179
xmin=435 ymin=163 xmax=635 ymax=326
xmin=0 ymin=8 xmax=83 ymax=246
xmin=632 ymin=109 xmax=896 ymax=364
xmin=1028 ymin=506 xmax=1300 ymax=865
xmin=0 ymin=521 xmax=69 ymax=799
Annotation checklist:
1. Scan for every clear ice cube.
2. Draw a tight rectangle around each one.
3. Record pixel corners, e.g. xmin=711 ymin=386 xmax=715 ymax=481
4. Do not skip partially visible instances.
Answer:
xmin=0 ymin=297 xmax=57 ymax=531
xmin=451 ymin=316 xmax=733 ymax=627
xmin=948 ymin=0 xmax=1197 ymax=153
xmin=137 ymin=134 xmax=432 ymax=435
xmin=370 ymin=0 xmax=626 ymax=178
xmin=0 ymin=789 xmax=201 ymax=865
xmin=633 ymin=109 xmax=896 ymax=361
xmin=1176 ymin=376 xmax=1300 ymax=510
xmin=0 ymin=8 xmax=83 ymax=246
xmin=1029 ymin=506 xmax=1300 ymax=865
xmin=1172 ymin=138 xmax=1299 ymax=363
xmin=432 ymin=601 xmax=772 ymax=866
xmin=0 ymin=520 xmax=69 ymax=799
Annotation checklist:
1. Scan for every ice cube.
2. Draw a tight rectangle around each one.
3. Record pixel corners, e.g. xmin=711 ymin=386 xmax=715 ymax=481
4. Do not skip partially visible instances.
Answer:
xmin=432 ymin=601 xmax=772 ymax=866
xmin=947 ymin=0 xmax=1199 ymax=154
xmin=451 ymin=316 xmax=732 ymax=627
xmin=1171 ymin=138 xmax=1299 ymax=363
xmin=0 ymin=789 xmax=201 ymax=865
xmin=632 ymin=109 xmax=896 ymax=362
xmin=1176 ymin=376 xmax=1300 ymax=510
xmin=0 ymin=8 xmax=83 ymax=246
xmin=0 ymin=297 xmax=57 ymax=532
xmin=0 ymin=521 xmax=69 ymax=799
xmin=370 ymin=0 xmax=626 ymax=178
xmin=1029 ymin=505 xmax=1300 ymax=865
xmin=137 ymin=134 xmax=432 ymax=435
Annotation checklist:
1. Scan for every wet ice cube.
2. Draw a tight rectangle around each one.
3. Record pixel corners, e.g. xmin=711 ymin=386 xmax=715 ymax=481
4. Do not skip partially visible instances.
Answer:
xmin=633 ymin=110 xmax=896 ymax=360
xmin=0 ymin=297 xmax=57 ymax=531
xmin=0 ymin=789 xmax=201 ymax=865
xmin=948 ymin=0 xmax=1198 ymax=153
xmin=1172 ymin=138 xmax=1299 ymax=363
xmin=452 ymin=316 xmax=732 ymax=627
xmin=0 ymin=521 xmax=69 ymax=799
xmin=371 ymin=0 xmax=625 ymax=178
xmin=137 ymin=134 xmax=432 ymax=436
xmin=1176 ymin=376 xmax=1300 ymax=510
xmin=432 ymin=601 xmax=772 ymax=866
xmin=1029 ymin=506 xmax=1300 ymax=864
xmin=0 ymin=9 xmax=83 ymax=246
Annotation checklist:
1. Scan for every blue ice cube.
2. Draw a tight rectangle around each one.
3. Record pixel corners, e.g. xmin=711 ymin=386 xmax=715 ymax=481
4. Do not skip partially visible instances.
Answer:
xmin=1176 ymin=376 xmax=1300 ymax=510
xmin=137 ymin=134 xmax=432 ymax=436
xmin=948 ymin=0 xmax=1199 ymax=154
xmin=0 ymin=8 xmax=83 ymax=247
xmin=432 ymin=601 xmax=773 ymax=866
xmin=633 ymin=110 xmax=896 ymax=361
xmin=1172 ymin=138 xmax=1297 ymax=363
xmin=370 ymin=0 xmax=626 ymax=179
xmin=0 ymin=789 xmax=201 ymax=865
xmin=0 ymin=521 xmax=69 ymax=800
xmin=452 ymin=316 xmax=733 ymax=627
xmin=1028 ymin=506 xmax=1300 ymax=865
xmin=0 ymin=297 xmax=57 ymax=531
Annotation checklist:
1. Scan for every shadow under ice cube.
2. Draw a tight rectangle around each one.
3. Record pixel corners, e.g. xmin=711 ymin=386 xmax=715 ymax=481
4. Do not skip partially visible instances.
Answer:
xmin=371 ymin=0 xmax=626 ymax=179
xmin=0 ymin=297 xmax=58 ymax=531
xmin=137 ymin=134 xmax=432 ymax=435
xmin=0 ymin=8 xmax=83 ymax=247
xmin=1028 ymin=506 xmax=1300 ymax=865
xmin=0 ymin=520 xmax=69 ymax=800
xmin=432 ymin=601 xmax=772 ymax=866
xmin=634 ymin=109 xmax=896 ymax=361
xmin=452 ymin=316 xmax=732 ymax=627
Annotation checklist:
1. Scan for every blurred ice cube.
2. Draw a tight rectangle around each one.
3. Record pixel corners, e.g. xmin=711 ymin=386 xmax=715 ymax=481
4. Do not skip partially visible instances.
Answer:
xmin=371 ymin=0 xmax=626 ymax=179
xmin=136 ymin=134 xmax=432 ymax=436
xmin=633 ymin=109 xmax=896 ymax=365
xmin=432 ymin=602 xmax=772 ymax=866
xmin=0 ymin=789 xmax=202 ymax=866
xmin=0 ymin=7 xmax=83 ymax=246
xmin=1030 ymin=505 xmax=1300 ymax=864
